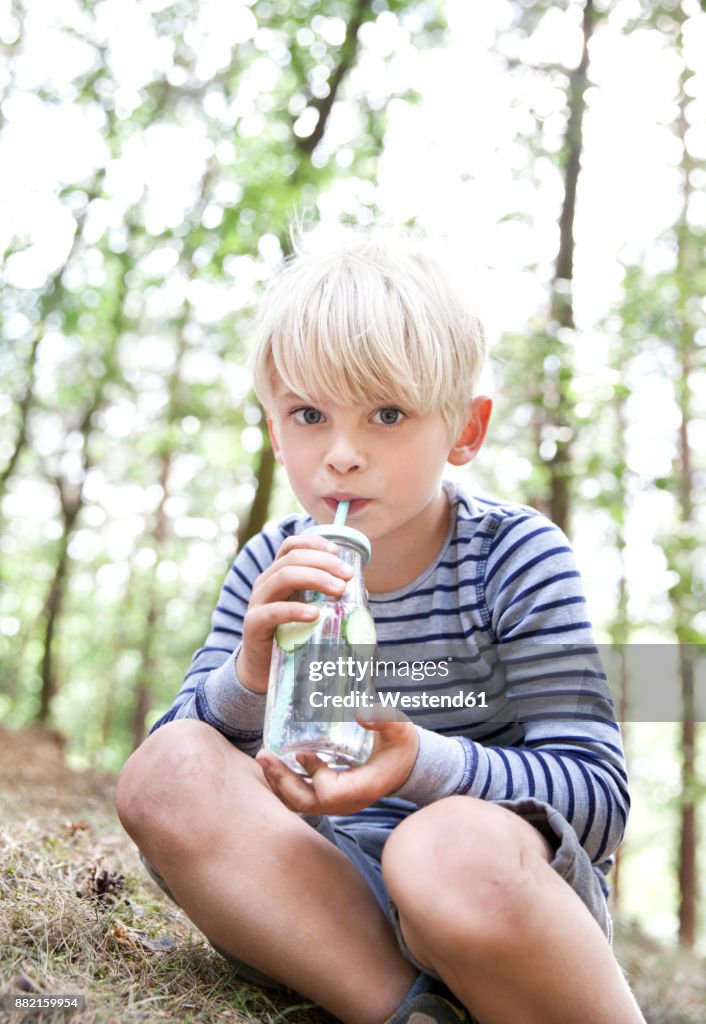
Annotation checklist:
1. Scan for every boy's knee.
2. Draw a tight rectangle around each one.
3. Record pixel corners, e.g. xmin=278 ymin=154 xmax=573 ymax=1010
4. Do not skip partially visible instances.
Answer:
xmin=383 ymin=796 xmax=521 ymax=879
xmin=115 ymin=719 xmax=239 ymax=842
xmin=383 ymin=796 xmax=551 ymax=950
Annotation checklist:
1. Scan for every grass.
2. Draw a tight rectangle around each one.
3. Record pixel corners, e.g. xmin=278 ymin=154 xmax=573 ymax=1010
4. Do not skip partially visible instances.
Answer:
xmin=0 ymin=727 xmax=333 ymax=1024
xmin=0 ymin=817 xmax=337 ymax=1024
xmin=1 ymin=725 xmax=705 ymax=1023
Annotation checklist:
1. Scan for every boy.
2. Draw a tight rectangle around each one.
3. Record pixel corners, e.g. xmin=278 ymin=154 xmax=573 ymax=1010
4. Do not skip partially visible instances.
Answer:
xmin=116 ymin=229 xmax=645 ymax=1024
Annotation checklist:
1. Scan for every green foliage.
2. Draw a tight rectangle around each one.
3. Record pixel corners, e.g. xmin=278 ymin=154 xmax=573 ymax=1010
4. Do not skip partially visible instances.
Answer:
xmin=0 ymin=0 xmax=446 ymax=764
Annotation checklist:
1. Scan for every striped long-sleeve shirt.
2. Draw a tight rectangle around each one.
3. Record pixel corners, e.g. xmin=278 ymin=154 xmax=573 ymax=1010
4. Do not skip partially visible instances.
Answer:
xmin=151 ymin=481 xmax=629 ymax=886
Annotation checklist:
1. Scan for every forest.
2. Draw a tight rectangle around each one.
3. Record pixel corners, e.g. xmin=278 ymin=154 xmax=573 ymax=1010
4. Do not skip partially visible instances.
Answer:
xmin=1 ymin=0 xmax=705 ymax=1011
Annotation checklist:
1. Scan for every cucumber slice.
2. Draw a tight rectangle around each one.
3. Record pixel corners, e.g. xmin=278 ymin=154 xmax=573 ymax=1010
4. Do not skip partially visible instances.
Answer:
xmin=275 ymin=614 xmax=320 ymax=652
xmin=342 ymin=606 xmax=376 ymax=647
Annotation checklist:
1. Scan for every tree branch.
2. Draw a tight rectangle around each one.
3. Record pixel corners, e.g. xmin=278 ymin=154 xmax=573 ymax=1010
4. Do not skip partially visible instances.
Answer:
xmin=295 ymin=0 xmax=373 ymax=155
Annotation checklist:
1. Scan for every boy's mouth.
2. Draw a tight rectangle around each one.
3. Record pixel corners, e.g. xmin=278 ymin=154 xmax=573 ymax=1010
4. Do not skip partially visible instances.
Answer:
xmin=323 ymin=496 xmax=371 ymax=517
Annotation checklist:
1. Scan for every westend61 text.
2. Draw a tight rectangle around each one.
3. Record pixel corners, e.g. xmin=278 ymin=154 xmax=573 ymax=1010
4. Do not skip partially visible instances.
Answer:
xmin=308 ymin=690 xmax=488 ymax=710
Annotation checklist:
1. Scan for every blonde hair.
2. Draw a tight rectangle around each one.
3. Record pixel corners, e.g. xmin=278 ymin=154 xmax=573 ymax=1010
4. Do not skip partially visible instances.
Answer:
xmin=249 ymin=227 xmax=486 ymax=441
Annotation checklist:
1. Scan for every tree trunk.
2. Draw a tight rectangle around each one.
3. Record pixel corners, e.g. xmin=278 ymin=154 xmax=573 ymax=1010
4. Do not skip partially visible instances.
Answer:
xmin=678 ymin=644 xmax=697 ymax=947
xmin=131 ymin=449 xmax=174 ymax=749
xmin=238 ymin=427 xmax=276 ymax=550
xmin=294 ymin=0 xmax=373 ymax=155
xmin=38 ymin=488 xmax=82 ymax=722
xmin=0 ymin=170 xmax=106 ymax=519
xmin=131 ymin=595 xmax=160 ymax=750
xmin=543 ymin=0 xmax=595 ymax=534
xmin=35 ymin=338 xmax=118 ymax=722
xmin=673 ymin=50 xmax=699 ymax=949
xmin=608 ymin=390 xmax=631 ymax=912
xmin=0 ymin=335 xmax=41 ymax=501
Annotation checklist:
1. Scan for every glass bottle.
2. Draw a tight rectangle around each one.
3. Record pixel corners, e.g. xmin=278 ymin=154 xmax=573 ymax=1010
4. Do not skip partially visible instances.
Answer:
xmin=262 ymin=524 xmax=377 ymax=774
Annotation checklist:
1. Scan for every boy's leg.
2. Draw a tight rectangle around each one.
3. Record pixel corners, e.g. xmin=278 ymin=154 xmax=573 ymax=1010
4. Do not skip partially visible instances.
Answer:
xmin=116 ymin=720 xmax=416 ymax=1024
xmin=381 ymin=796 xmax=645 ymax=1024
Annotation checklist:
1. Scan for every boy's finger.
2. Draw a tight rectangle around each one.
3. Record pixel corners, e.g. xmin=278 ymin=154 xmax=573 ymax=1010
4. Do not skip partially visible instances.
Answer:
xmin=275 ymin=535 xmax=339 ymax=559
xmin=306 ymin=763 xmax=385 ymax=814
xmin=259 ymin=750 xmax=373 ymax=816
xmin=270 ymin=548 xmax=348 ymax=573
xmin=255 ymin=751 xmax=318 ymax=812
xmin=255 ymin=564 xmax=350 ymax=602
xmin=356 ymin=704 xmax=411 ymax=727
xmin=296 ymin=752 xmax=328 ymax=777
xmin=254 ymin=753 xmax=290 ymax=806
xmin=247 ymin=601 xmax=321 ymax=634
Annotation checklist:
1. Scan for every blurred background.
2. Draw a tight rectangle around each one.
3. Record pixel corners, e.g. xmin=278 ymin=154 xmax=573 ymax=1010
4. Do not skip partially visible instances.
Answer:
xmin=1 ymin=0 xmax=704 ymax=954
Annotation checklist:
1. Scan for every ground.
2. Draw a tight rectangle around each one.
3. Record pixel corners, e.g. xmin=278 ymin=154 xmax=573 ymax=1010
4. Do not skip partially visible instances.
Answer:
xmin=1 ymin=726 xmax=704 ymax=1024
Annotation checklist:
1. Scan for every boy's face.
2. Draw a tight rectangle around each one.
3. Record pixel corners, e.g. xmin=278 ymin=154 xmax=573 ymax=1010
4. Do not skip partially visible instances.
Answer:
xmin=266 ymin=377 xmax=491 ymax=552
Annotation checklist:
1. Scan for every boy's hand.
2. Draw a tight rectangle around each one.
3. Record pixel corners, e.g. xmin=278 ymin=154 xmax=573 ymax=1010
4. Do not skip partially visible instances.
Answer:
xmin=255 ymin=718 xmax=420 ymax=816
xmin=236 ymin=535 xmax=354 ymax=694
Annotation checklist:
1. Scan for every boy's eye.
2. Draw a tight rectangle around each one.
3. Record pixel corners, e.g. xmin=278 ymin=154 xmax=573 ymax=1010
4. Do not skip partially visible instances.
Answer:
xmin=293 ymin=407 xmax=323 ymax=425
xmin=373 ymin=407 xmax=404 ymax=426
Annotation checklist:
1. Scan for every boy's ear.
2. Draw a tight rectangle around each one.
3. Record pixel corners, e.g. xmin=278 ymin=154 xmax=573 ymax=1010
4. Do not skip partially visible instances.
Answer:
xmin=447 ymin=396 xmax=492 ymax=466
xmin=266 ymin=414 xmax=285 ymax=465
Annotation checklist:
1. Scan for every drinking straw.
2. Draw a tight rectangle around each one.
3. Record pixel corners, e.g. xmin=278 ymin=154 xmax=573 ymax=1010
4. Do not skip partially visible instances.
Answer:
xmin=334 ymin=500 xmax=349 ymax=526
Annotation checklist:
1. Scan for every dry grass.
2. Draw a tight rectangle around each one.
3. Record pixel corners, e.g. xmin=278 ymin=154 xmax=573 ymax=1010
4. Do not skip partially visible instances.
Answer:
xmin=0 ymin=823 xmax=334 ymax=1024
xmin=0 ymin=727 xmax=332 ymax=1024
xmin=1 ymin=726 xmax=705 ymax=1024
xmin=612 ymin=919 xmax=706 ymax=1024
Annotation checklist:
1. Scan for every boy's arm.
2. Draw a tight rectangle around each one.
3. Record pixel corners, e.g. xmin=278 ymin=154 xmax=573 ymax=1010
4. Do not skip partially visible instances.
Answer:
xmin=148 ymin=521 xmax=350 ymax=752
xmin=392 ymin=511 xmax=629 ymax=866
xmin=148 ymin=529 xmax=277 ymax=754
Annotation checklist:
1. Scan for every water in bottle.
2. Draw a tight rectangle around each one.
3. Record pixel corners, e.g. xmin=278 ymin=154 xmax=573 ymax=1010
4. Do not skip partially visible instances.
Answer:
xmin=263 ymin=506 xmax=377 ymax=774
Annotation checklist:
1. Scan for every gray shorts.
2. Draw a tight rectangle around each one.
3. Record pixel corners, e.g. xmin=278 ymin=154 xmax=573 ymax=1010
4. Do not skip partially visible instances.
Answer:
xmin=141 ymin=796 xmax=612 ymax=992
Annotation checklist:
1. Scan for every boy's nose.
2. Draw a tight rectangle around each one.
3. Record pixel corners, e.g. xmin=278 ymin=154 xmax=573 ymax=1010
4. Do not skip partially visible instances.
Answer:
xmin=325 ymin=433 xmax=366 ymax=474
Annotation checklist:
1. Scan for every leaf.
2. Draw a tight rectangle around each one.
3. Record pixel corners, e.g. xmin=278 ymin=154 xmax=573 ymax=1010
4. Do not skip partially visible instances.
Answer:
xmin=62 ymin=820 xmax=90 ymax=836
xmin=111 ymin=923 xmax=175 ymax=954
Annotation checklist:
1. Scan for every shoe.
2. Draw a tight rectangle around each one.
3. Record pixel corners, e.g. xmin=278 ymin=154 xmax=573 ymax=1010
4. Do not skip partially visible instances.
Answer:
xmin=396 ymin=992 xmax=474 ymax=1024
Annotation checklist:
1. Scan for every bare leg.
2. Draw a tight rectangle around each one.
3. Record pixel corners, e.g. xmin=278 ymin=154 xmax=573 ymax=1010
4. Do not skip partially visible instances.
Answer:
xmin=382 ymin=796 xmax=646 ymax=1024
xmin=116 ymin=720 xmax=415 ymax=1024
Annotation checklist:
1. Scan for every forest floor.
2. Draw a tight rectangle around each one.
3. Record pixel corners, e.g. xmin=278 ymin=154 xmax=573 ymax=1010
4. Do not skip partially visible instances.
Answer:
xmin=1 ymin=727 xmax=705 ymax=1024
